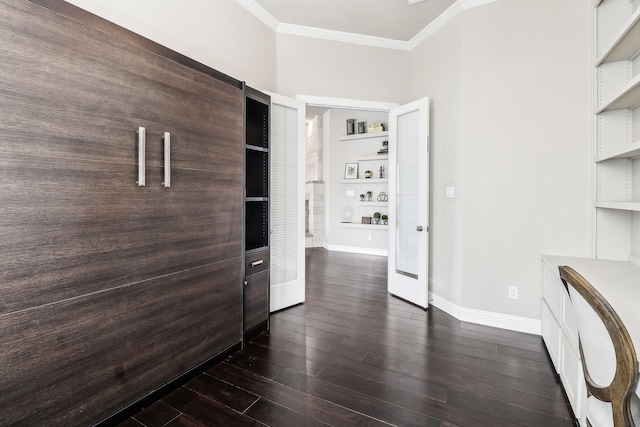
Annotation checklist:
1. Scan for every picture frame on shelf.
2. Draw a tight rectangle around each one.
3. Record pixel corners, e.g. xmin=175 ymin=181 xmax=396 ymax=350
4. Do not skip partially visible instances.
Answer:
xmin=357 ymin=121 xmax=367 ymax=134
xmin=344 ymin=162 xmax=359 ymax=179
xmin=346 ymin=119 xmax=356 ymax=135
xmin=361 ymin=216 xmax=372 ymax=224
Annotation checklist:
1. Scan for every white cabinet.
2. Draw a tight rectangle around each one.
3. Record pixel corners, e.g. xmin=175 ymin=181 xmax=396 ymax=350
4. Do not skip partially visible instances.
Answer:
xmin=541 ymin=257 xmax=587 ymax=426
xmin=339 ymin=132 xmax=390 ymax=229
xmin=593 ymin=0 xmax=640 ymax=260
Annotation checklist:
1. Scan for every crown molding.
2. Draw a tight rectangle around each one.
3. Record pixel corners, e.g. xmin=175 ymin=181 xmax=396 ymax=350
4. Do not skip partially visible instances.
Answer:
xmin=408 ymin=0 xmax=464 ymax=49
xmin=235 ymin=0 xmax=498 ymax=51
xmin=233 ymin=0 xmax=279 ymax=31
xmin=276 ymin=23 xmax=412 ymax=51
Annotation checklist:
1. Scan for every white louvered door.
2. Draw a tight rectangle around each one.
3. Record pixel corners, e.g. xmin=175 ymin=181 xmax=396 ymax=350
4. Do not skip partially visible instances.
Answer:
xmin=388 ymin=98 xmax=430 ymax=309
xmin=268 ymin=93 xmax=305 ymax=312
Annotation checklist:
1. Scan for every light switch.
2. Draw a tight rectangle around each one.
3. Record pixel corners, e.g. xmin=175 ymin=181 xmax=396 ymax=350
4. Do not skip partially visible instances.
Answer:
xmin=446 ymin=186 xmax=455 ymax=198
xmin=346 ymin=190 xmax=355 ymax=197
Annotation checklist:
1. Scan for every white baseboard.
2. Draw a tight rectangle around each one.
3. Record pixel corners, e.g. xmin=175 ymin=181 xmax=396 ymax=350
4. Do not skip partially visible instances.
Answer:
xmin=319 ymin=246 xmax=540 ymax=334
xmin=429 ymin=293 xmax=541 ymax=335
xmin=628 ymin=254 xmax=640 ymax=269
xmin=323 ymin=243 xmax=388 ymax=257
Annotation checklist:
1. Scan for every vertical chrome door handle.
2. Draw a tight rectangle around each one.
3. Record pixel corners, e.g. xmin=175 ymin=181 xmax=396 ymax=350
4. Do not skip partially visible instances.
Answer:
xmin=162 ymin=132 xmax=171 ymax=188
xmin=137 ymin=127 xmax=146 ymax=187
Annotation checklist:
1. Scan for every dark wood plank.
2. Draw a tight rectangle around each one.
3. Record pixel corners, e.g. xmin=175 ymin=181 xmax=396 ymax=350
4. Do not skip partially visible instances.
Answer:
xmin=185 ymin=375 xmax=259 ymax=413
xmin=116 ymin=419 xmax=146 ymax=427
xmin=133 ymin=401 xmax=181 ymax=426
xmin=245 ymin=399 xmax=330 ymax=427
xmin=207 ymin=363 xmax=390 ymax=426
xmin=272 ymin=369 xmax=441 ymax=427
xmin=225 ymin=350 xmax=289 ymax=380
xmin=162 ymin=388 xmax=263 ymax=427
xmin=238 ymin=342 xmax=325 ymax=377
xmin=445 ymin=387 xmax=574 ymax=427
xmin=165 ymin=415 xmax=207 ymax=427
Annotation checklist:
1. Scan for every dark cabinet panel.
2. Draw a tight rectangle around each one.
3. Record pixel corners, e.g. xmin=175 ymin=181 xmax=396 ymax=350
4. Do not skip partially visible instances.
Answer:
xmin=244 ymin=269 xmax=270 ymax=333
xmin=0 ymin=155 xmax=242 ymax=314
xmin=0 ymin=258 xmax=242 ymax=426
xmin=0 ymin=0 xmax=243 ymax=172
xmin=0 ymin=0 xmax=244 ymax=425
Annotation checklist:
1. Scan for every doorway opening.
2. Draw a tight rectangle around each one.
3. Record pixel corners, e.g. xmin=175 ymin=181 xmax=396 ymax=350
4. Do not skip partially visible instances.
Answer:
xmin=301 ymin=97 xmax=397 ymax=256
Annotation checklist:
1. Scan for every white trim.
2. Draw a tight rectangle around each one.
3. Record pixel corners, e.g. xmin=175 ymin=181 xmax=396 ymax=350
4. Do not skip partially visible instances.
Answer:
xmin=323 ymin=243 xmax=388 ymax=257
xmin=628 ymin=253 xmax=640 ymax=269
xmin=459 ymin=0 xmax=499 ymax=8
xmin=235 ymin=0 xmax=499 ymax=51
xmin=233 ymin=0 xmax=279 ymax=31
xmin=429 ymin=292 xmax=542 ymax=335
xmin=296 ymin=95 xmax=399 ymax=111
xmin=277 ymin=23 xmax=412 ymax=51
xmin=408 ymin=1 xmax=464 ymax=49
xmin=408 ymin=0 xmax=498 ymax=49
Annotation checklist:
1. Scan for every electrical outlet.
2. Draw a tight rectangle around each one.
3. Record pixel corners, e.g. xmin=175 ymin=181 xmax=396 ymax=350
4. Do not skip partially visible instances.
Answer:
xmin=368 ymin=234 xmax=372 ymax=241
xmin=446 ymin=186 xmax=455 ymax=198
xmin=508 ymin=286 xmax=518 ymax=299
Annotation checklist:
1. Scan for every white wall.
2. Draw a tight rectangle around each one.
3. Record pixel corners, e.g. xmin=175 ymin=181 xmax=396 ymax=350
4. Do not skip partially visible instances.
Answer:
xmin=64 ymin=0 xmax=277 ymax=91
xmin=410 ymin=0 xmax=593 ymax=319
xmin=323 ymin=109 xmax=390 ymax=255
xmin=275 ymin=34 xmax=410 ymax=102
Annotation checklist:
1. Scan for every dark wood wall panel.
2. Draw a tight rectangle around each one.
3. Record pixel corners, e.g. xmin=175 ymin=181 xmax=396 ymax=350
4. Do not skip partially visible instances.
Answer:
xmin=0 ymin=0 xmax=245 ymax=424
xmin=0 ymin=156 xmax=242 ymax=313
xmin=0 ymin=258 xmax=242 ymax=425
xmin=0 ymin=0 xmax=243 ymax=171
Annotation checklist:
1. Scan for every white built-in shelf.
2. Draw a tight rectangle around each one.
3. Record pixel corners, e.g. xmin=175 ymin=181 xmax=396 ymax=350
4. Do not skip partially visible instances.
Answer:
xmin=339 ymin=223 xmax=388 ymax=229
xmin=595 ymin=140 xmax=640 ymax=162
xmin=340 ymin=178 xmax=388 ymax=184
xmin=357 ymin=154 xmax=388 ymax=161
xmin=358 ymin=201 xmax=388 ymax=207
xmin=596 ymin=73 xmax=640 ymax=113
xmin=596 ymin=7 xmax=640 ymax=65
xmin=595 ymin=201 xmax=640 ymax=211
xmin=338 ymin=132 xmax=388 ymax=142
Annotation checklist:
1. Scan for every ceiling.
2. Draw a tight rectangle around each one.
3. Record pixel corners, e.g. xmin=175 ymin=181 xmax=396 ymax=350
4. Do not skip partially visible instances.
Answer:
xmin=252 ymin=0 xmax=458 ymax=41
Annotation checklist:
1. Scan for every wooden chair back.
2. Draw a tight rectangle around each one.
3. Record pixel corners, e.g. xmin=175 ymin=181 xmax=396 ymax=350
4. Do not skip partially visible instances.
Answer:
xmin=559 ymin=265 xmax=639 ymax=427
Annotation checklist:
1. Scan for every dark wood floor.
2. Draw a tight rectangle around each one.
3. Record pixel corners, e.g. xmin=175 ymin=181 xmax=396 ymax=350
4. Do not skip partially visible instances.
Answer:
xmin=118 ymin=248 xmax=575 ymax=427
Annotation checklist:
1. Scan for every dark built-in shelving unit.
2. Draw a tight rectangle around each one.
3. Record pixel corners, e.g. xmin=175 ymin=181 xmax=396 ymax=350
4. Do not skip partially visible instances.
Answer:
xmin=243 ymin=87 xmax=270 ymax=342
